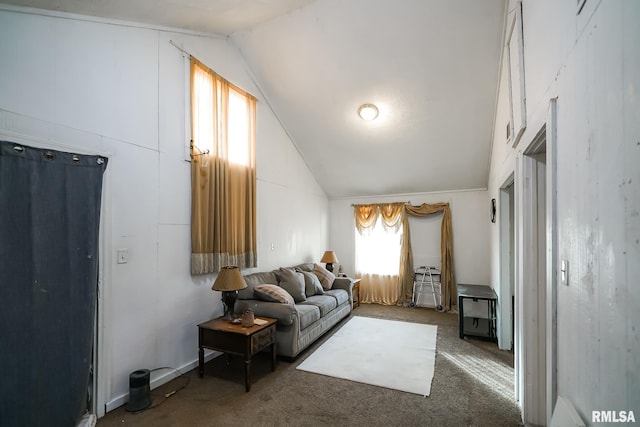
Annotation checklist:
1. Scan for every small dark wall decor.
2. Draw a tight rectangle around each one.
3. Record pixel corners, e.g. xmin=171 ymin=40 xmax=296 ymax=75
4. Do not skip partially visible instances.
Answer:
xmin=491 ymin=198 xmax=497 ymax=223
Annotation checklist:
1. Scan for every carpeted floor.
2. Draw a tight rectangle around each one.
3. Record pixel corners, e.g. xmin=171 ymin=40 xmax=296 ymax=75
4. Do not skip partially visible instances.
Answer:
xmin=97 ymin=304 xmax=523 ymax=427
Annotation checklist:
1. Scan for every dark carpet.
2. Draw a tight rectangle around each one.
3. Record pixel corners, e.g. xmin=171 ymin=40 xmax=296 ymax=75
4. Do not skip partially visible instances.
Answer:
xmin=97 ymin=304 xmax=523 ymax=427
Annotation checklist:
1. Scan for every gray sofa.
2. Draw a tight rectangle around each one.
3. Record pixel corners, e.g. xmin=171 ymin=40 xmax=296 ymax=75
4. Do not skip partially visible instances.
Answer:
xmin=235 ymin=263 xmax=353 ymax=359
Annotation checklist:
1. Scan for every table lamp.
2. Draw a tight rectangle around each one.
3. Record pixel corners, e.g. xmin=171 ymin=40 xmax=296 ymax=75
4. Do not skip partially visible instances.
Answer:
xmin=320 ymin=251 xmax=338 ymax=272
xmin=212 ymin=266 xmax=247 ymax=320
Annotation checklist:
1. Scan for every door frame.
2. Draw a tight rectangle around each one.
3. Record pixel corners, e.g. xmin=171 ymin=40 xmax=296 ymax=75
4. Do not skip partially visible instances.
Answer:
xmin=517 ymin=127 xmax=546 ymax=425
xmin=515 ymin=98 xmax=558 ymax=425
xmin=545 ymin=98 xmax=559 ymax=423
xmin=499 ymin=173 xmax=515 ymax=352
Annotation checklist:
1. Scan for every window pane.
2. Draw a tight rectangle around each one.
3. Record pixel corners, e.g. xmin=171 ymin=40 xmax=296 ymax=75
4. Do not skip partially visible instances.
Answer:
xmin=193 ymin=67 xmax=214 ymax=153
xmin=227 ymin=88 xmax=250 ymax=166
xmin=355 ymin=217 xmax=402 ymax=275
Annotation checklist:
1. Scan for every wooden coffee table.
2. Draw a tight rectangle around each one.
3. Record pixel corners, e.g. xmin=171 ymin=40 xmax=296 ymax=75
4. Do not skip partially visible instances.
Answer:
xmin=198 ymin=316 xmax=277 ymax=392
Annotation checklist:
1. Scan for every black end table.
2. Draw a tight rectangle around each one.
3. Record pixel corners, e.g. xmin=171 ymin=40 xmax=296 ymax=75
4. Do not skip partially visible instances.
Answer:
xmin=457 ymin=283 xmax=498 ymax=342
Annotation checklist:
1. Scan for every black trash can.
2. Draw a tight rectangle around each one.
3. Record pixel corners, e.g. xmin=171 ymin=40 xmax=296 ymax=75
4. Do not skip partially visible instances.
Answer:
xmin=126 ymin=369 xmax=151 ymax=412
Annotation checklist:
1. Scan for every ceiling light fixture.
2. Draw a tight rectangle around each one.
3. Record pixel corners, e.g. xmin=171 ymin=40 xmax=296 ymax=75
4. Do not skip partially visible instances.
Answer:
xmin=358 ymin=103 xmax=379 ymax=121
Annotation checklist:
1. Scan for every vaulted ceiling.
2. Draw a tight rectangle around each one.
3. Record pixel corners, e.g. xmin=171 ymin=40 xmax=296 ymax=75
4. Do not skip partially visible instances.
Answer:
xmin=2 ymin=0 xmax=507 ymax=198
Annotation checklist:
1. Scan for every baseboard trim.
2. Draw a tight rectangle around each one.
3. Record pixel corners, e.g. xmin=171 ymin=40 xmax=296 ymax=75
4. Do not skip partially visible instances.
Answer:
xmin=104 ymin=350 xmax=222 ymax=414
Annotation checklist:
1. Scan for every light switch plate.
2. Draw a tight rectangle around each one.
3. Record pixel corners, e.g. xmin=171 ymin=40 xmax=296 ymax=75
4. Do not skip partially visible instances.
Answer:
xmin=117 ymin=248 xmax=129 ymax=264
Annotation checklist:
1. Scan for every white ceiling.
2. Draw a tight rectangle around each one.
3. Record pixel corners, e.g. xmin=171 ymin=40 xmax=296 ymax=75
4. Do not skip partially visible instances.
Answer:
xmin=2 ymin=0 xmax=507 ymax=198
xmin=1 ymin=0 xmax=317 ymax=34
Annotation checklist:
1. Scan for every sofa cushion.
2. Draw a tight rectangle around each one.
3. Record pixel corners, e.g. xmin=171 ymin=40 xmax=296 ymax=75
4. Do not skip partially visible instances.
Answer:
xmin=295 ymin=304 xmax=321 ymax=330
xmin=238 ymin=271 xmax=278 ymax=300
xmin=300 ymin=270 xmax=324 ymax=297
xmin=313 ymin=263 xmax=336 ymax=290
xmin=324 ymin=289 xmax=350 ymax=306
xmin=278 ymin=268 xmax=306 ymax=302
xmin=301 ymin=295 xmax=338 ymax=316
xmin=292 ymin=262 xmax=314 ymax=273
xmin=254 ymin=284 xmax=294 ymax=305
xmin=235 ymin=300 xmax=296 ymax=326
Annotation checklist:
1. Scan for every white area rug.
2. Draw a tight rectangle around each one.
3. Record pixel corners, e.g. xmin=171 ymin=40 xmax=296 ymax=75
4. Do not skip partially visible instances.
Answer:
xmin=296 ymin=316 xmax=438 ymax=396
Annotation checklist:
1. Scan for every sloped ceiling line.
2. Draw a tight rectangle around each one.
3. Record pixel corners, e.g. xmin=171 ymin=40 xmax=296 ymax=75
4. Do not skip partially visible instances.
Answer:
xmin=233 ymin=42 xmax=324 ymax=194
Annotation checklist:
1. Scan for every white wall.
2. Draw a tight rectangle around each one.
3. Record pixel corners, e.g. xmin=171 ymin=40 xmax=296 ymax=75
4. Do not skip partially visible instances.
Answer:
xmin=487 ymin=0 xmax=639 ymax=423
xmin=329 ymin=189 xmax=491 ymax=285
xmin=0 ymin=6 xmax=328 ymax=415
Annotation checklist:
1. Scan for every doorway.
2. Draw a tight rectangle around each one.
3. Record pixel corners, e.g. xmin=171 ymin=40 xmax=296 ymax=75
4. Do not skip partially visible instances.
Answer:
xmin=0 ymin=140 xmax=107 ymax=426
xmin=0 ymin=127 xmax=110 ymax=421
xmin=499 ymin=177 xmax=515 ymax=352
xmin=517 ymin=114 xmax=558 ymax=425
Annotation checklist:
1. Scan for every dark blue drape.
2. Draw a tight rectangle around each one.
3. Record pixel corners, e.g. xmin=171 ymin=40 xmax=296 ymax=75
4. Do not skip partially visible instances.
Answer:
xmin=0 ymin=141 xmax=107 ymax=427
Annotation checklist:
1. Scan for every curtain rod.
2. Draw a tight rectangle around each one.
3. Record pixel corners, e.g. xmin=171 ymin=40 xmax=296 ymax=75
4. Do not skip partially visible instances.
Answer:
xmin=169 ymin=39 xmax=190 ymax=57
xmin=351 ymin=201 xmax=411 ymax=207
xmin=169 ymin=39 xmax=258 ymax=102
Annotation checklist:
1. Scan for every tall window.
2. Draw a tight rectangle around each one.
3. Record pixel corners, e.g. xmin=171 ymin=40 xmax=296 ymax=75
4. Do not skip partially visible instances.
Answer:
xmin=190 ymin=57 xmax=257 ymax=274
xmin=354 ymin=203 xmax=404 ymax=305
xmin=355 ymin=217 xmax=402 ymax=276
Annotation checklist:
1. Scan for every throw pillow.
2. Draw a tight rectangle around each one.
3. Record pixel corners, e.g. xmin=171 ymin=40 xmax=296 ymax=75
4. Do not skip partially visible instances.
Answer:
xmin=254 ymin=284 xmax=294 ymax=305
xmin=313 ymin=263 xmax=336 ymax=290
xmin=278 ymin=268 xmax=307 ymax=302
xmin=299 ymin=270 xmax=324 ymax=296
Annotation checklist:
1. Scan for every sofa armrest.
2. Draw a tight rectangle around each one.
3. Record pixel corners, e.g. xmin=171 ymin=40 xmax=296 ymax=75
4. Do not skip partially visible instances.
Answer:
xmin=235 ymin=299 xmax=297 ymax=326
xmin=332 ymin=277 xmax=354 ymax=301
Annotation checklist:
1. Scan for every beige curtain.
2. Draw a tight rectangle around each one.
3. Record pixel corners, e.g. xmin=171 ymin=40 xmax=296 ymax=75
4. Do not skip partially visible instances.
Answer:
xmin=354 ymin=202 xmax=405 ymax=305
xmin=399 ymin=203 xmax=456 ymax=310
xmin=190 ymin=57 xmax=257 ymax=274
xmin=380 ymin=202 xmax=404 ymax=230
xmin=354 ymin=203 xmax=379 ymax=233
xmin=359 ymin=274 xmax=400 ymax=305
xmin=354 ymin=202 xmax=405 ymax=232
